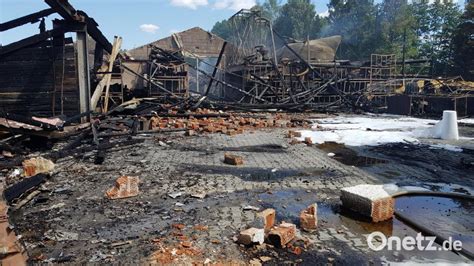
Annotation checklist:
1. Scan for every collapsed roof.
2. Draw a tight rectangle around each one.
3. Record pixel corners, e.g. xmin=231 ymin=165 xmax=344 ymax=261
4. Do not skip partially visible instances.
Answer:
xmin=277 ymin=35 xmax=342 ymax=62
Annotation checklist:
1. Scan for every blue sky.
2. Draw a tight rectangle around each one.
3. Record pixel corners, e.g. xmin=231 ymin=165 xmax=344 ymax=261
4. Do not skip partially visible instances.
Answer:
xmin=0 ymin=0 xmax=332 ymax=49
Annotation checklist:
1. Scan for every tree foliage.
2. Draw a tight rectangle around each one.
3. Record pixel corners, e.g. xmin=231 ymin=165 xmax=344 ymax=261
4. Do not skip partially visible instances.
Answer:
xmin=273 ymin=0 xmax=325 ymax=40
xmin=210 ymin=0 xmax=467 ymax=77
xmin=324 ymin=0 xmax=378 ymax=60
xmin=451 ymin=3 xmax=474 ymax=80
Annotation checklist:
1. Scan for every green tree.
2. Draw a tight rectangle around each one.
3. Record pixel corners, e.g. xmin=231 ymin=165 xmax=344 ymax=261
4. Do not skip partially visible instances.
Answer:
xmin=325 ymin=0 xmax=379 ymax=60
xmin=273 ymin=0 xmax=323 ymax=40
xmin=412 ymin=1 xmax=462 ymax=76
xmin=451 ymin=3 xmax=474 ymax=80
xmin=376 ymin=0 xmax=418 ymax=59
xmin=211 ymin=19 xmax=233 ymax=40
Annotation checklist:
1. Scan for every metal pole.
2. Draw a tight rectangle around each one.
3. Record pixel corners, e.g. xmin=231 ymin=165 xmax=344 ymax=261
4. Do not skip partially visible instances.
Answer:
xmin=203 ymin=41 xmax=227 ymax=97
xmin=196 ymin=58 xmax=199 ymax=93
xmin=402 ymin=28 xmax=407 ymax=86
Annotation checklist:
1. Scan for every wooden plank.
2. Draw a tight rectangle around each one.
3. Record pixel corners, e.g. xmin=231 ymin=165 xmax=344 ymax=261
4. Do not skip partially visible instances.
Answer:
xmin=103 ymin=37 xmax=122 ymax=112
xmin=91 ymin=36 xmax=122 ymax=111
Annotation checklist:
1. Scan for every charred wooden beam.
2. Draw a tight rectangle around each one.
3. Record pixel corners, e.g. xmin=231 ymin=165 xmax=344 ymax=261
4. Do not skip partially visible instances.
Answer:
xmin=44 ymin=0 xmax=113 ymax=54
xmin=4 ymin=174 xmax=48 ymax=203
xmin=204 ymin=41 xmax=227 ymax=97
xmin=0 ymin=8 xmax=55 ymax=32
xmin=50 ymin=138 xmax=144 ymax=160
xmin=0 ymin=28 xmax=65 ymax=56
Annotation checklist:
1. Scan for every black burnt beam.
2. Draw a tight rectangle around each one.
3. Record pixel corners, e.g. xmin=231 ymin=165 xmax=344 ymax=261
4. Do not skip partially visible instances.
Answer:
xmin=44 ymin=0 xmax=113 ymax=54
xmin=0 ymin=8 xmax=55 ymax=32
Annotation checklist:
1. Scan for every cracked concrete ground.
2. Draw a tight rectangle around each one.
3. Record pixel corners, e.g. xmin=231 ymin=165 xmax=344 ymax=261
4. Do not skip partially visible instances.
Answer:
xmin=8 ymin=127 xmax=474 ymax=264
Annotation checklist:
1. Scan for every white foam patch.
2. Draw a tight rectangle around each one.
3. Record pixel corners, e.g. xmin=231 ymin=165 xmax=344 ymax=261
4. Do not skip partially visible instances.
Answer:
xmin=429 ymin=143 xmax=463 ymax=152
xmin=459 ymin=118 xmax=474 ymax=124
xmin=296 ymin=114 xmax=467 ymax=150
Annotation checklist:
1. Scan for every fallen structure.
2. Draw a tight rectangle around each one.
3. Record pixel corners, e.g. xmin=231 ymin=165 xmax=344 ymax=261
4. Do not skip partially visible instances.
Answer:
xmin=1 ymin=2 xmax=474 ymax=265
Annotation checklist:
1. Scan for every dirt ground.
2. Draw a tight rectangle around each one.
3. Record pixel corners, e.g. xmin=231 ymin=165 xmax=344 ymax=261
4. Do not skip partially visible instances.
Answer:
xmin=4 ymin=114 xmax=474 ymax=264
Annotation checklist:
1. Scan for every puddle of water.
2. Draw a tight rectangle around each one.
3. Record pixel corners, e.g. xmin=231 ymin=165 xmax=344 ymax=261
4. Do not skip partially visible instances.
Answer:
xmin=258 ymin=190 xmax=336 ymax=225
xmin=256 ymin=189 xmax=394 ymax=234
xmin=255 ymin=188 xmax=473 ymax=263
xmin=317 ymin=142 xmax=387 ymax=167
xmin=394 ymin=181 xmax=473 ymax=195
xmin=396 ymin=196 xmax=474 ymax=253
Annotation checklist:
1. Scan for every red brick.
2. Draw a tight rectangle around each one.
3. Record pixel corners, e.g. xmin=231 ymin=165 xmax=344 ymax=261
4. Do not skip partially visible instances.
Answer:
xmin=371 ymin=197 xmax=395 ymax=222
xmin=224 ymin=153 xmax=243 ymax=165
xmin=106 ymin=176 xmax=139 ymax=199
xmin=268 ymin=222 xmax=296 ymax=247
xmin=299 ymin=204 xmax=318 ymax=232
xmin=257 ymin=208 xmax=276 ymax=231
xmin=22 ymin=157 xmax=55 ymax=177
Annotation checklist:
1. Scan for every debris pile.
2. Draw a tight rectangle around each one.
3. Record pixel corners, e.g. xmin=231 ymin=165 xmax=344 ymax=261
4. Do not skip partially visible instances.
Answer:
xmin=237 ymin=207 xmax=317 ymax=257
xmin=143 ymin=109 xmax=311 ymax=136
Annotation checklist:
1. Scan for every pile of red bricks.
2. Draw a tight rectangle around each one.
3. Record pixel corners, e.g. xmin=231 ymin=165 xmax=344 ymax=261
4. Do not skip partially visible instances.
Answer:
xmin=237 ymin=206 xmax=318 ymax=250
xmin=105 ymin=176 xmax=140 ymax=200
xmin=141 ymin=109 xmax=311 ymax=136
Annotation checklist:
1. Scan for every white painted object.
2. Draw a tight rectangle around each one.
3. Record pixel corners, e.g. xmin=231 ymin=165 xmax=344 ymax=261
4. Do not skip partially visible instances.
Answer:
xmin=433 ymin=110 xmax=459 ymax=140
xmin=341 ymin=184 xmax=391 ymax=201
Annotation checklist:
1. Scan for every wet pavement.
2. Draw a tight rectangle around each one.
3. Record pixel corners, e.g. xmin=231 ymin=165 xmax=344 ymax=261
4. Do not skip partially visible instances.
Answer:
xmin=5 ymin=126 xmax=474 ymax=264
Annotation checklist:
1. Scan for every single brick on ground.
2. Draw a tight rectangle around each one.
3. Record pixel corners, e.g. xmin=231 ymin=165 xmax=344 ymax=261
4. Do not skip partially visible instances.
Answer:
xmin=268 ymin=222 xmax=296 ymax=247
xmin=224 ymin=153 xmax=243 ymax=165
xmin=256 ymin=208 xmax=275 ymax=231
xmin=300 ymin=204 xmax=318 ymax=231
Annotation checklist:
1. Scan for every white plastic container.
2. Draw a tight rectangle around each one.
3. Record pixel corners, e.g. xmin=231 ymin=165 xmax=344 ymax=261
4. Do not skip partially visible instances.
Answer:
xmin=433 ymin=110 xmax=459 ymax=140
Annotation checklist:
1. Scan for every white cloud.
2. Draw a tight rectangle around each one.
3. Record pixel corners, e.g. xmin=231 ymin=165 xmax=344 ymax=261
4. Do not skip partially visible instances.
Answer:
xmin=139 ymin=24 xmax=160 ymax=34
xmin=170 ymin=0 xmax=208 ymax=9
xmin=319 ymin=10 xmax=329 ymax=18
xmin=213 ymin=0 xmax=256 ymax=11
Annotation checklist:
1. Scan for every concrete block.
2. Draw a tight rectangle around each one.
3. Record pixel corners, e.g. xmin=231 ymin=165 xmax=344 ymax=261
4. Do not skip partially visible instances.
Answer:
xmin=340 ymin=184 xmax=394 ymax=222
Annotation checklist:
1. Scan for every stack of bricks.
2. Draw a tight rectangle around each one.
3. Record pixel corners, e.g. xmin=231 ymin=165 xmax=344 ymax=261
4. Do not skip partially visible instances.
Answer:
xmin=340 ymin=184 xmax=394 ymax=222
xmin=106 ymin=176 xmax=140 ymax=200
xmin=139 ymin=109 xmax=311 ymax=136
